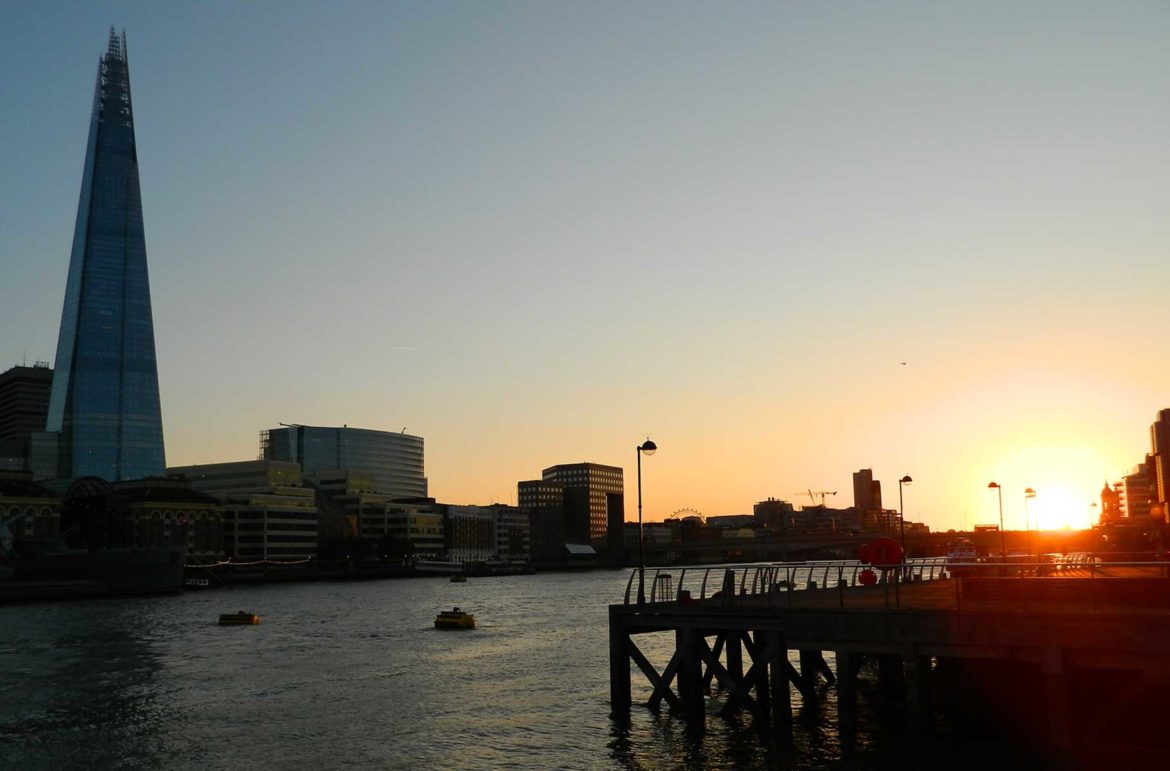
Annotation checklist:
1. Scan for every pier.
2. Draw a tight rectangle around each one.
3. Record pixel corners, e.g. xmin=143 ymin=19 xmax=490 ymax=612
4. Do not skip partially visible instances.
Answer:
xmin=609 ymin=559 xmax=1170 ymax=760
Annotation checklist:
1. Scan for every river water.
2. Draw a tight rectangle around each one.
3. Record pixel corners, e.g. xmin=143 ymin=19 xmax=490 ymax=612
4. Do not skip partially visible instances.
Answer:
xmin=1 ymin=569 xmax=1017 ymax=770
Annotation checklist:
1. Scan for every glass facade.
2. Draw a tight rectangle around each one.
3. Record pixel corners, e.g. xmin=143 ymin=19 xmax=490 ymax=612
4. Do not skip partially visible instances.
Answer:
xmin=45 ymin=30 xmax=165 ymax=481
xmin=262 ymin=425 xmax=427 ymax=500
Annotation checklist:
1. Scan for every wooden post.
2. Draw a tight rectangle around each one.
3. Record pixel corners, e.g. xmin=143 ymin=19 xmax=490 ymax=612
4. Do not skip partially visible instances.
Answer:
xmin=677 ymin=628 xmax=704 ymax=720
xmin=799 ymin=650 xmax=821 ymax=702
xmin=878 ymin=654 xmax=903 ymax=701
xmin=769 ymin=630 xmax=792 ymax=726
xmin=903 ymin=650 xmax=930 ymax=734
xmin=608 ymin=606 xmax=631 ymax=714
xmin=835 ymin=650 xmax=858 ymax=744
xmin=753 ymin=631 xmax=771 ymax=718
xmin=727 ymin=630 xmax=744 ymax=684
xmin=1041 ymin=647 xmax=1072 ymax=752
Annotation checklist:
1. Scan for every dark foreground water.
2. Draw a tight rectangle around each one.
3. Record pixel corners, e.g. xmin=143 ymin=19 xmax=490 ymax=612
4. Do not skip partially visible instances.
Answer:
xmin=2 ymin=570 xmax=1030 ymax=770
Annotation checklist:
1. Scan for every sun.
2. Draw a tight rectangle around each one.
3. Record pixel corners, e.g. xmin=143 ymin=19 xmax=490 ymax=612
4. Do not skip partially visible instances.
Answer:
xmin=982 ymin=443 xmax=1111 ymax=532
xmin=1033 ymin=485 xmax=1095 ymax=531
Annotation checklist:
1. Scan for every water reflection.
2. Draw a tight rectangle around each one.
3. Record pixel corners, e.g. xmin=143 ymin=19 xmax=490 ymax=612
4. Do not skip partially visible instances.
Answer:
xmin=0 ymin=600 xmax=173 ymax=768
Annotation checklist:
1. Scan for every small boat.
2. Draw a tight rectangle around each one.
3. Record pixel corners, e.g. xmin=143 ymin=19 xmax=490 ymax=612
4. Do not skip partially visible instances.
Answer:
xmin=450 ymin=574 xmax=467 ymax=583
xmin=946 ymin=539 xmax=978 ymax=577
xmin=434 ymin=607 xmax=475 ymax=630
xmin=219 ymin=611 xmax=260 ymax=626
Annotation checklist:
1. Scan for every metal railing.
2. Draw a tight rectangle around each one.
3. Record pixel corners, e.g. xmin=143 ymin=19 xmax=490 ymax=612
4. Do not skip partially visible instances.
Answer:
xmin=622 ymin=556 xmax=1170 ymax=612
xmin=622 ymin=558 xmax=949 ymax=606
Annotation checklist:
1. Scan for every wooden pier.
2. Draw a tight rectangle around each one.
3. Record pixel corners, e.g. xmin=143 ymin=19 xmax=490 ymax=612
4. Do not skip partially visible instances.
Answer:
xmin=609 ymin=563 xmax=1170 ymax=758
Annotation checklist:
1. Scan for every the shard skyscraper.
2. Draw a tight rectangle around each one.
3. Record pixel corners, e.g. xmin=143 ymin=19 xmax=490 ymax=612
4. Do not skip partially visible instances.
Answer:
xmin=45 ymin=29 xmax=165 ymax=481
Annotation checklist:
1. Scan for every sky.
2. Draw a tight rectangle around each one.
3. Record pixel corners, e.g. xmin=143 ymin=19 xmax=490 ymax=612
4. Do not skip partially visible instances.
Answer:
xmin=2 ymin=1 xmax=1169 ymax=532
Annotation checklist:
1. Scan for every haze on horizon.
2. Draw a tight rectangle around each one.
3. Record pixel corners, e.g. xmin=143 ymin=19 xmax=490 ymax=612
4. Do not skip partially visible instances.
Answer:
xmin=2 ymin=1 xmax=1168 ymax=533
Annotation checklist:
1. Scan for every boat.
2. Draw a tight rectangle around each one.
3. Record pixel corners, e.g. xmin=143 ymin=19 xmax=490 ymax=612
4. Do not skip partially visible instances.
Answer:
xmin=413 ymin=559 xmax=463 ymax=576
xmin=450 ymin=574 xmax=467 ymax=583
xmin=219 ymin=611 xmax=260 ymax=626
xmin=945 ymin=538 xmax=978 ymax=577
xmin=434 ymin=607 xmax=475 ymax=630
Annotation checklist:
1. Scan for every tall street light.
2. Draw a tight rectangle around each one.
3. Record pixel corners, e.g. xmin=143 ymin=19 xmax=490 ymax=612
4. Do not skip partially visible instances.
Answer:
xmin=1025 ymin=487 xmax=1037 ymax=563
xmin=898 ymin=475 xmax=913 ymax=561
xmin=636 ymin=438 xmax=657 ymax=604
xmin=988 ymin=481 xmax=1005 ymax=558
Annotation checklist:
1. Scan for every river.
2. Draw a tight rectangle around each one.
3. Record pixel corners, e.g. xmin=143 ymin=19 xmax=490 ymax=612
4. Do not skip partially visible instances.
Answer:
xmin=1 ymin=569 xmax=1020 ymax=770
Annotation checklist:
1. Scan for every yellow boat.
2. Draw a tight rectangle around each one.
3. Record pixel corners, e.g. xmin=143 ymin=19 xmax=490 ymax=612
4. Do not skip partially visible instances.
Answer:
xmin=434 ymin=607 xmax=475 ymax=630
xmin=450 ymin=574 xmax=467 ymax=583
xmin=219 ymin=611 xmax=260 ymax=626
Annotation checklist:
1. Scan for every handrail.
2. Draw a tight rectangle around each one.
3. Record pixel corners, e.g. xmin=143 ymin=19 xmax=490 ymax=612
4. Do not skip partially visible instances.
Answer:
xmin=620 ymin=557 xmax=1170 ymax=607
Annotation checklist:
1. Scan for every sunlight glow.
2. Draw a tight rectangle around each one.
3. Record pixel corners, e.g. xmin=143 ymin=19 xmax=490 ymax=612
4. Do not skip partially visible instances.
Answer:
xmin=981 ymin=443 xmax=1109 ymax=532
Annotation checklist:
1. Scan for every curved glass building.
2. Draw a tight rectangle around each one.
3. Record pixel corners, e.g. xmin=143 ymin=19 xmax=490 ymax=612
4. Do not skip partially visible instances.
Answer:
xmin=261 ymin=425 xmax=427 ymax=500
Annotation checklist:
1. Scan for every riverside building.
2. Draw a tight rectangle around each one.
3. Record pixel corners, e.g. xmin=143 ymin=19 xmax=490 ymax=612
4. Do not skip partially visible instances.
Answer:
xmin=43 ymin=31 xmax=166 ymax=483
xmin=540 ymin=462 xmax=623 ymax=550
xmin=167 ymin=460 xmax=318 ymax=561
xmin=261 ymin=425 xmax=426 ymax=500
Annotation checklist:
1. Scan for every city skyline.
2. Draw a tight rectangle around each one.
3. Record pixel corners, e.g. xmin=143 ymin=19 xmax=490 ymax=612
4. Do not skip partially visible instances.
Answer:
xmin=3 ymin=3 xmax=1169 ymax=531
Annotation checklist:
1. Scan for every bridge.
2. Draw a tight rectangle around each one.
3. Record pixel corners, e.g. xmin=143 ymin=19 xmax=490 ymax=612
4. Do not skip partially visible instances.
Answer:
xmin=609 ymin=558 xmax=1170 ymax=764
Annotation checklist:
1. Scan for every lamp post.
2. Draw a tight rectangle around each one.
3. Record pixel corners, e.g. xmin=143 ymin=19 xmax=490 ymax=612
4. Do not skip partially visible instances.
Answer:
xmin=988 ymin=481 xmax=1005 ymax=558
xmin=898 ymin=475 xmax=912 ymax=560
xmin=1025 ymin=487 xmax=1037 ymax=564
xmin=636 ymin=438 xmax=657 ymax=604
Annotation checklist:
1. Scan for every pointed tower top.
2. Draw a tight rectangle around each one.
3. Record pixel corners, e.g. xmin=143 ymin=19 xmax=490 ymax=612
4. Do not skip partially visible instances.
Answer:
xmin=106 ymin=27 xmax=126 ymax=62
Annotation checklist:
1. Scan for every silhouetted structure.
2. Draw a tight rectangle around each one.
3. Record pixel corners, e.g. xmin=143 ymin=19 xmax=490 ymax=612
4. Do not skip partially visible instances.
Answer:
xmin=0 ymin=365 xmax=53 ymax=469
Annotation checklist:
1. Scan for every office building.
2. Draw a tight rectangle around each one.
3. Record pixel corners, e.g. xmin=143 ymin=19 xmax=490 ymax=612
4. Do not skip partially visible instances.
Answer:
xmin=442 ymin=503 xmax=530 ymax=564
xmin=852 ymin=469 xmax=882 ymax=511
xmin=518 ymin=479 xmax=565 ymax=563
xmin=45 ymin=31 xmax=165 ymax=482
xmin=541 ymin=462 xmax=623 ymax=548
xmin=1152 ymin=410 xmax=1170 ymax=518
xmin=0 ymin=365 xmax=53 ymax=468
xmin=385 ymin=499 xmax=445 ymax=558
xmin=168 ymin=460 xmax=318 ymax=560
xmin=261 ymin=425 xmax=426 ymax=500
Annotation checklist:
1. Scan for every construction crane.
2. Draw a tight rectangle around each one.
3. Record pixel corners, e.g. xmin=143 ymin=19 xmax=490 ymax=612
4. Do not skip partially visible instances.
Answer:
xmin=804 ymin=490 xmax=837 ymax=506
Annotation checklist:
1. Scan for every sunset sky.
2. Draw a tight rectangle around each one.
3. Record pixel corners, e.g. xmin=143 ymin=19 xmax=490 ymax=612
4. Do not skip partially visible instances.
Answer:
xmin=3 ymin=2 xmax=1169 ymax=532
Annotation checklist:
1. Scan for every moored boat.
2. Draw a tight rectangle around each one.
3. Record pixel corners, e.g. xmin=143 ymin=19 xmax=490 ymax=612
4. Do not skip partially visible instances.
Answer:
xmin=946 ymin=538 xmax=978 ymax=576
xmin=435 ymin=607 xmax=475 ymax=630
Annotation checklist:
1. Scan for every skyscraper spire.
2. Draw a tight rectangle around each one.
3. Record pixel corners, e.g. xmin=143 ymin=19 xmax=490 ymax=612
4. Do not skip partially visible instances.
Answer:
xmin=45 ymin=30 xmax=165 ymax=481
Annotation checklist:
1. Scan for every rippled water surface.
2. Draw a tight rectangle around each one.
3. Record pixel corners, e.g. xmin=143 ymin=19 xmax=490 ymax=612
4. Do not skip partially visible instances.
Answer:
xmin=2 ymin=570 xmax=1011 ymax=770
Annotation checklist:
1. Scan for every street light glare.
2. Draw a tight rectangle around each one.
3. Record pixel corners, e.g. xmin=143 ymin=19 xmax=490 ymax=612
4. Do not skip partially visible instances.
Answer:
xmin=900 ymin=475 xmax=912 ymax=485
xmin=639 ymin=439 xmax=656 ymax=456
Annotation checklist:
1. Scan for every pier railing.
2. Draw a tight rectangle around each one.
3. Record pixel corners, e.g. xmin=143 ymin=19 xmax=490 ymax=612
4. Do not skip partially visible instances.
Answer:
xmin=622 ymin=556 xmax=1170 ymax=611
xmin=622 ymin=558 xmax=948 ymax=606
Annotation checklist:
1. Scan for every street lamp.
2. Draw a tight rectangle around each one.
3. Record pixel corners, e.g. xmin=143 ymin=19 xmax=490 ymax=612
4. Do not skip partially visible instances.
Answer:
xmin=1025 ymin=487 xmax=1037 ymax=563
xmin=636 ymin=438 xmax=657 ymax=604
xmin=898 ymin=475 xmax=912 ymax=560
xmin=988 ymin=481 xmax=1005 ymax=558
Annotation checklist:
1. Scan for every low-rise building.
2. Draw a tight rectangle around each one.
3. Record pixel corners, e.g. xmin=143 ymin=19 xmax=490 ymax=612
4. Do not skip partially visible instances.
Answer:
xmin=168 ymin=460 xmax=318 ymax=561
xmin=386 ymin=498 xmax=444 ymax=558
xmin=0 ymin=470 xmax=60 ymax=542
